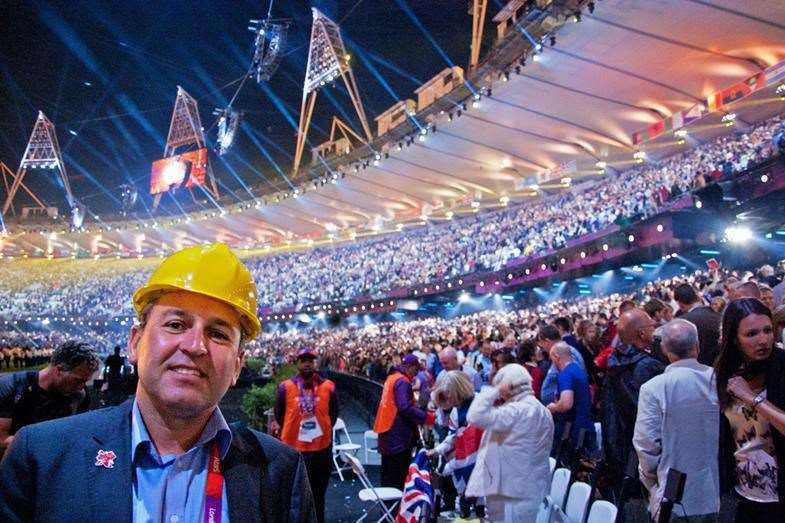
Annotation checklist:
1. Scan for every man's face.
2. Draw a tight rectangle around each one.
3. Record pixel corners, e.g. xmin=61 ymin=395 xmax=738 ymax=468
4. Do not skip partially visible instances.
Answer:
xmin=439 ymin=353 xmax=458 ymax=371
xmin=297 ymin=356 xmax=316 ymax=378
xmin=761 ymin=289 xmax=775 ymax=311
xmin=129 ymin=291 xmax=245 ymax=419
xmin=538 ymin=338 xmax=555 ymax=353
xmin=638 ymin=317 xmax=657 ymax=346
xmin=52 ymin=362 xmax=95 ymax=395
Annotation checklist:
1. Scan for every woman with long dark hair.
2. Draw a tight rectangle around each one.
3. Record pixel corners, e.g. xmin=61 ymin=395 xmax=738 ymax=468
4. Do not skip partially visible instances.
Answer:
xmin=716 ymin=298 xmax=785 ymax=521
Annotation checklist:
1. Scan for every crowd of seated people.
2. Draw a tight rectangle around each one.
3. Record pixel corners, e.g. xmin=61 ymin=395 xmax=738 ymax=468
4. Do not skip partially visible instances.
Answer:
xmin=0 ymin=114 xmax=782 ymax=323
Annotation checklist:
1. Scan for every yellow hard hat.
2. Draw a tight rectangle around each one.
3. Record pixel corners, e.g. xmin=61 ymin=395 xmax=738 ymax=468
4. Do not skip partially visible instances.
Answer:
xmin=132 ymin=243 xmax=261 ymax=340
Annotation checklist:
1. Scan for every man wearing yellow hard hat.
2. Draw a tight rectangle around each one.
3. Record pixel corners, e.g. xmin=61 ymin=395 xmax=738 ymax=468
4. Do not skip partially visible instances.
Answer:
xmin=0 ymin=243 xmax=317 ymax=523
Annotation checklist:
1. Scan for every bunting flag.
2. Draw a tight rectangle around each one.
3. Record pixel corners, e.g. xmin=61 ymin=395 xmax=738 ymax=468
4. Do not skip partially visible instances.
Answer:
xmin=396 ymin=449 xmax=434 ymax=523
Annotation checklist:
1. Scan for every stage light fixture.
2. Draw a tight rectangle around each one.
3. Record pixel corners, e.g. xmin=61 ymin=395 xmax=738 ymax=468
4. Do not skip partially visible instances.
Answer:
xmin=725 ymin=225 xmax=753 ymax=244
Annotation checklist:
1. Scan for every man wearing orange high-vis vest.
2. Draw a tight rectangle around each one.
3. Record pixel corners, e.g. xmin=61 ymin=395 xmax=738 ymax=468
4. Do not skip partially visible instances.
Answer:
xmin=374 ymin=354 xmax=435 ymax=490
xmin=274 ymin=347 xmax=337 ymax=523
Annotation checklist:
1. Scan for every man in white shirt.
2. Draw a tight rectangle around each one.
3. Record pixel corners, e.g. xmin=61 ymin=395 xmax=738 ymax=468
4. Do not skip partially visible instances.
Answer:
xmin=633 ymin=319 xmax=719 ymax=521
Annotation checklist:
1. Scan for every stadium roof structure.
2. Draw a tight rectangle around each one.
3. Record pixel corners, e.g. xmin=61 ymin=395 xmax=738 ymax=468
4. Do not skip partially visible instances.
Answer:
xmin=1 ymin=0 xmax=785 ymax=259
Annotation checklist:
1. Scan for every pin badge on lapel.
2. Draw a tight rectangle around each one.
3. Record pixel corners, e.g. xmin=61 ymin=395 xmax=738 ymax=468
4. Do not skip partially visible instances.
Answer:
xmin=95 ymin=450 xmax=117 ymax=469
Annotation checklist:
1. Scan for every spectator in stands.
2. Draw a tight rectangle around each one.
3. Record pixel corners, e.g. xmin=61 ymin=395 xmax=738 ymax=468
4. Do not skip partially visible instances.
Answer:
xmin=466 ymin=364 xmax=554 ymax=522
xmin=710 ymin=295 xmax=727 ymax=314
xmin=760 ymin=284 xmax=776 ymax=311
xmin=643 ymin=298 xmax=673 ymax=327
xmin=438 ymin=347 xmax=481 ymax=392
xmin=774 ymin=305 xmax=785 ymax=350
xmin=716 ymin=298 xmax=785 ymax=520
xmin=633 ymin=319 xmax=719 ymax=521
xmin=546 ymin=342 xmax=596 ymax=453
xmin=601 ymin=308 xmax=665 ymax=496
xmin=517 ymin=339 xmax=543 ymax=399
xmin=428 ymin=371 xmax=484 ymax=519
xmin=555 ymin=316 xmax=596 ymax=381
xmin=374 ymin=354 xmax=435 ymax=490
xmin=729 ymin=280 xmax=762 ymax=301
xmin=0 ymin=340 xmax=98 ymax=455
xmin=473 ymin=340 xmax=493 ymax=387
xmin=274 ymin=347 xmax=338 ymax=523
xmin=538 ymin=325 xmax=586 ymax=404
xmin=489 ymin=348 xmax=515 ymax=384
xmin=674 ymin=283 xmax=722 ymax=366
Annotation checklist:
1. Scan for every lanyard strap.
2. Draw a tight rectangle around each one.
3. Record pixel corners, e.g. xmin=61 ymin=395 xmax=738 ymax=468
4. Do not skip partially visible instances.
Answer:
xmin=203 ymin=442 xmax=223 ymax=523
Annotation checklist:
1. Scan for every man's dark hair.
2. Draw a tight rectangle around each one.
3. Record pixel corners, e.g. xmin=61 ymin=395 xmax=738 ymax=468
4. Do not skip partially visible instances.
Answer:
xmin=537 ymin=325 xmax=561 ymax=342
xmin=552 ymin=317 xmax=572 ymax=334
xmin=643 ymin=298 xmax=667 ymax=319
xmin=113 ymin=346 xmax=121 ymax=355
xmin=51 ymin=341 xmax=100 ymax=372
xmin=673 ymin=283 xmax=699 ymax=305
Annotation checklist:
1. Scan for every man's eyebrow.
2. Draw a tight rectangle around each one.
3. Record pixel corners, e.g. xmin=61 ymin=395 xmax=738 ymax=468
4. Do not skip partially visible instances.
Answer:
xmin=161 ymin=309 xmax=190 ymax=319
xmin=208 ymin=318 xmax=237 ymax=331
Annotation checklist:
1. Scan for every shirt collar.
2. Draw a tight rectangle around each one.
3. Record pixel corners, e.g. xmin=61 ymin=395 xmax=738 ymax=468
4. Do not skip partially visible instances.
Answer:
xmin=131 ymin=399 xmax=232 ymax=463
xmin=665 ymin=358 xmax=703 ymax=373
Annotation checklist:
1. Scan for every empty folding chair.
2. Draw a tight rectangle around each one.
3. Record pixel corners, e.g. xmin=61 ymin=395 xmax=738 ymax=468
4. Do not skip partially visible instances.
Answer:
xmin=332 ymin=417 xmax=362 ymax=480
xmin=549 ymin=467 xmax=572 ymax=510
xmin=549 ymin=456 xmax=557 ymax=476
xmin=563 ymin=481 xmax=592 ymax=523
xmin=364 ymin=429 xmax=379 ymax=464
xmin=341 ymin=452 xmax=403 ymax=523
xmin=586 ymin=500 xmax=618 ymax=523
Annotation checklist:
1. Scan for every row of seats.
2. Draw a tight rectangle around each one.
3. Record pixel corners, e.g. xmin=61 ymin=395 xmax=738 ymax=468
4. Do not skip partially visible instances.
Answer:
xmin=538 ymin=466 xmax=618 ymax=523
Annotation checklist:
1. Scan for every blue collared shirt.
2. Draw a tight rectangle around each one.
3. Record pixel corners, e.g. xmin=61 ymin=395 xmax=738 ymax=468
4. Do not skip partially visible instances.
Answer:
xmin=131 ymin=400 xmax=232 ymax=523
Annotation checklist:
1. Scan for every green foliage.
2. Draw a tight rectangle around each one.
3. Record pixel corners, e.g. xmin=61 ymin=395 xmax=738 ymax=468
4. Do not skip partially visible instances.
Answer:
xmin=240 ymin=364 xmax=298 ymax=431
xmin=244 ymin=357 xmax=266 ymax=373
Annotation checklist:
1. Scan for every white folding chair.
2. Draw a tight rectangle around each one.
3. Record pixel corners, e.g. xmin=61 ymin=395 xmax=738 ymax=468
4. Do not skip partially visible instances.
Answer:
xmin=333 ymin=417 xmax=362 ymax=480
xmin=586 ymin=500 xmax=618 ymax=523
xmin=363 ymin=430 xmax=379 ymax=464
xmin=549 ymin=456 xmax=557 ymax=476
xmin=549 ymin=467 xmax=572 ymax=510
xmin=536 ymin=495 xmax=554 ymax=523
xmin=342 ymin=452 xmax=402 ymax=523
xmin=564 ymin=481 xmax=592 ymax=523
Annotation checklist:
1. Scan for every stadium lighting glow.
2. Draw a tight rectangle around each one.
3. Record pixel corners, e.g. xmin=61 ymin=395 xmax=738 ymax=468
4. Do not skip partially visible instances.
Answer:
xmin=458 ymin=292 xmax=470 ymax=303
xmin=628 ymin=234 xmax=635 ymax=242
xmin=674 ymin=129 xmax=688 ymax=138
xmin=695 ymin=199 xmax=703 ymax=209
xmin=656 ymin=224 xmax=664 ymax=232
xmin=162 ymin=160 xmax=187 ymax=186
xmin=761 ymin=174 xmax=769 ymax=183
xmin=595 ymin=160 xmax=607 ymax=169
xmin=725 ymin=225 xmax=753 ymax=244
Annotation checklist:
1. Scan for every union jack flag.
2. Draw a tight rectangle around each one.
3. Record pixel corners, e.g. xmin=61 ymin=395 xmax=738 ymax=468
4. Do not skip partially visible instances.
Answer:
xmin=396 ymin=449 xmax=434 ymax=523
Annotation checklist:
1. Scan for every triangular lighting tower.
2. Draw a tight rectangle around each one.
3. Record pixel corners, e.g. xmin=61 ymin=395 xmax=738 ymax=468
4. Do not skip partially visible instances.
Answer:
xmin=154 ymin=86 xmax=219 ymax=209
xmin=292 ymin=8 xmax=372 ymax=177
xmin=3 ymin=111 xmax=73 ymax=216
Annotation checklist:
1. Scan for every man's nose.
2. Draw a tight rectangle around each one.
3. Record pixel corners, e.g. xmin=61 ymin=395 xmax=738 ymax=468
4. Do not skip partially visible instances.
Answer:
xmin=179 ymin=328 xmax=208 ymax=356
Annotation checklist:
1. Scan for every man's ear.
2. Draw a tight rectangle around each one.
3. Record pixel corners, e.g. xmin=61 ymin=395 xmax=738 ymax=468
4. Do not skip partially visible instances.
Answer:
xmin=128 ymin=325 xmax=142 ymax=364
xmin=232 ymin=349 xmax=246 ymax=385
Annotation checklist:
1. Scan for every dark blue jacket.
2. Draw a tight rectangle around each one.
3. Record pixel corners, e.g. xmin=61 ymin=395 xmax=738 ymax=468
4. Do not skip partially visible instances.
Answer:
xmin=0 ymin=400 xmax=316 ymax=523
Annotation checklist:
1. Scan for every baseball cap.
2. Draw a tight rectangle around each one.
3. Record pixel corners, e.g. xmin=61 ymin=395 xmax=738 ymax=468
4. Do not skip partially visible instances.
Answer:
xmin=402 ymin=354 xmax=421 ymax=368
xmin=296 ymin=347 xmax=317 ymax=359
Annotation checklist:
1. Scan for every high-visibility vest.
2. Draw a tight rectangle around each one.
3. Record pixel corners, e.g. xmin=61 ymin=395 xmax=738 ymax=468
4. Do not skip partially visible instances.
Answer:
xmin=279 ymin=377 xmax=335 ymax=452
xmin=373 ymin=372 xmax=409 ymax=434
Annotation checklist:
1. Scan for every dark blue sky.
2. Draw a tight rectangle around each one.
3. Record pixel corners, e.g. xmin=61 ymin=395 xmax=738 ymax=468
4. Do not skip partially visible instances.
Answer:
xmin=0 ymin=0 xmax=482 ymax=215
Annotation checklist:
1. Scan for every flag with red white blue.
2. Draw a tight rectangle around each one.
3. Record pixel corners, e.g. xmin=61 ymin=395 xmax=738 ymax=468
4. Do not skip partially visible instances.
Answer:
xmin=396 ymin=449 xmax=434 ymax=523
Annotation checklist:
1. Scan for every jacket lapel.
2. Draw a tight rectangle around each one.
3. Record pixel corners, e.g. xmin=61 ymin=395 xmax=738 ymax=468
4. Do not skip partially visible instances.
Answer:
xmin=225 ymin=424 xmax=268 ymax=522
xmin=86 ymin=400 xmax=134 ymax=523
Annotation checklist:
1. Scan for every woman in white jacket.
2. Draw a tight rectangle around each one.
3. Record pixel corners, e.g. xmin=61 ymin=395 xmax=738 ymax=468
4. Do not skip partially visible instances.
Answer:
xmin=466 ymin=363 xmax=554 ymax=522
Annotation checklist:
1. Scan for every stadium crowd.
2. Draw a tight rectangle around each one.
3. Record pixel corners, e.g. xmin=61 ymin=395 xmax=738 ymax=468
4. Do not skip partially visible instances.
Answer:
xmin=0 ymin=113 xmax=782 ymax=321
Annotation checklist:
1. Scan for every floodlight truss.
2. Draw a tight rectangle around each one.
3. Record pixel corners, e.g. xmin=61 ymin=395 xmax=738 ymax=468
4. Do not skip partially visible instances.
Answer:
xmin=214 ymin=107 xmax=241 ymax=156
xmin=249 ymin=18 xmax=290 ymax=83
xmin=2 ymin=112 xmax=73 ymax=216
xmin=154 ymin=86 xmax=219 ymax=209
xmin=292 ymin=8 xmax=372 ymax=177
xmin=470 ymin=0 xmax=489 ymax=70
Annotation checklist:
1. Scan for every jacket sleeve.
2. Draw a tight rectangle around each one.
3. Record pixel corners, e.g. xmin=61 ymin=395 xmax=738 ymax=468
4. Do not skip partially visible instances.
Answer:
xmin=274 ymin=383 xmax=287 ymax=426
xmin=632 ymin=381 xmax=661 ymax=493
xmin=394 ymin=379 xmax=427 ymax=425
xmin=288 ymin=452 xmax=317 ymax=523
xmin=466 ymin=387 xmax=520 ymax=432
xmin=0 ymin=426 xmax=34 ymax=522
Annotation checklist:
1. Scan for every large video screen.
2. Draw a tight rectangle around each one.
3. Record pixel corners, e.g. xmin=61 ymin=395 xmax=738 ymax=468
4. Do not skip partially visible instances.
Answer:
xmin=149 ymin=148 xmax=208 ymax=195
